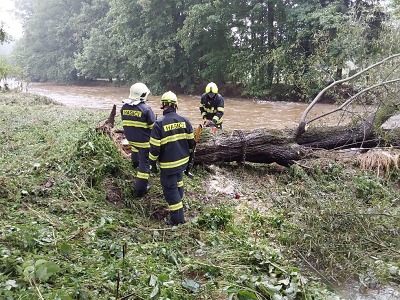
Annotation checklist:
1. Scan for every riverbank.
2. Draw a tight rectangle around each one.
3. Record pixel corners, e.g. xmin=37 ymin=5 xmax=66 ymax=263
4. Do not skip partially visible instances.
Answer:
xmin=1 ymin=91 xmax=399 ymax=299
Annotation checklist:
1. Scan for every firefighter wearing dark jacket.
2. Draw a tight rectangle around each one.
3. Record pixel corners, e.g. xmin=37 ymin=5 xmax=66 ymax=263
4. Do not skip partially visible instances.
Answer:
xmin=200 ymin=82 xmax=224 ymax=129
xmin=121 ymin=82 xmax=155 ymax=197
xmin=149 ymin=91 xmax=194 ymax=225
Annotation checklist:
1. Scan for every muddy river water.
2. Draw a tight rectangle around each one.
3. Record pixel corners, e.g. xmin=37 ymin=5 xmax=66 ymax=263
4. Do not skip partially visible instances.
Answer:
xmin=28 ymin=83 xmax=371 ymax=131
xmin=28 ymin=83 xmax=399 ymax=300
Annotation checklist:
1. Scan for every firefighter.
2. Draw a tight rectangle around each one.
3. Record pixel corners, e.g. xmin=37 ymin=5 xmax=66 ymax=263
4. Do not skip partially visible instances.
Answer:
xmin=199 ymin=82 xmax=224 ymax=129
xmin=120 ymin=82 xmax=155 ymax=197
xmin=149 ymin=91 xmax=194 ymax=225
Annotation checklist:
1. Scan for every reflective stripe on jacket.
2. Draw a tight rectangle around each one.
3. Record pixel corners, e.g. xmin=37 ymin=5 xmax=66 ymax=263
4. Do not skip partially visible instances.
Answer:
xmin=199 ymin=93 xmax=224 ymax=124
xmin=149 ymin=108 xmax=194 ymax=174
xmin=121 ymin=102 xmax=155 ymax=148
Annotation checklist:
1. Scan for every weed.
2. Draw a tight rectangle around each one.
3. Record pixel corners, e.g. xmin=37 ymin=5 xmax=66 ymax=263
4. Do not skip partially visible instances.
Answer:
xmin=197 ymin=206 xmax=233 ymax=230
xmin=1 ymin=92 xmax=399 ymax=299
xmin=67 ymin=129 xmax=126 ymax=186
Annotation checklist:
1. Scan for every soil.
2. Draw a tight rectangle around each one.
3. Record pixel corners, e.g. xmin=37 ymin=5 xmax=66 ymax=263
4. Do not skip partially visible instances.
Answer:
xmin=103 ymin=178 xmax=123 ymax=207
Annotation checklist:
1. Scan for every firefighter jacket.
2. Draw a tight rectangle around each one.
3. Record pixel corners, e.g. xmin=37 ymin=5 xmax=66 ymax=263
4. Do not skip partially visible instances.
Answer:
xmin=199 ymin=93 xmax=224 ymax=124
xmin=120 ymin=101 xmax=155 ymax=149
xmin=149 ymin=108 xmax=194 ymax=174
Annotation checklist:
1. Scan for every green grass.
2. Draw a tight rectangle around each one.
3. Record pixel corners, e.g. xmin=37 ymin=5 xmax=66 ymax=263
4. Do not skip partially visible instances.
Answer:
xmin=1 ymin=91 xmax=399 ymax=299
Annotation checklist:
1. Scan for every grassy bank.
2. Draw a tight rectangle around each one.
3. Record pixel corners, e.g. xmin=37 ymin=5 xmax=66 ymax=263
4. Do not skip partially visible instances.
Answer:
xmin=0 ymin=91 xmax=399 ymax=299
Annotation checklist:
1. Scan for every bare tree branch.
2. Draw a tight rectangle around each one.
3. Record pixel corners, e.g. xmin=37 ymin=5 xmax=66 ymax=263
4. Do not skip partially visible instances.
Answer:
xmin=296 ymin=53 xmax=400 ymax=137
xmin=305 ymin=78 xmax=400 ymax=125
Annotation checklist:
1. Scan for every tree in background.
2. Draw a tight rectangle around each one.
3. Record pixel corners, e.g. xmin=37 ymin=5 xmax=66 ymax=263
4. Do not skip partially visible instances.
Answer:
xmin=0 ymin=23 xmax=6 ymax=44
xmin=0 ymin=20 xmax=13 ymax=45
xmin=13 ymin=0 xmax=92 ymax=82
xmin=178 ymin=0 xmax=234 ymax=89
xmin=0 ymin=55 xmax=22 ymax=82
xmin=104 ymin=0 xmax=204 ymax=93
xmin=10 ymin=0 xmax=396 ymax=100
xmin=72 ymin=0 xmax=115 ymax=81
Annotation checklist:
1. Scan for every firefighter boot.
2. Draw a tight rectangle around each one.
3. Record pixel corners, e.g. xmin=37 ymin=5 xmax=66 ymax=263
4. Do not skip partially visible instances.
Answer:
xmin=169 ymin=208 xmax=185 ymax=225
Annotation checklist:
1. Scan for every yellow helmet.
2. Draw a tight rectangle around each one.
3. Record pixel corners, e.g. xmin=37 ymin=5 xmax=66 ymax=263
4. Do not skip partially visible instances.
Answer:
xmin=129 ymin=82 xmax=150 ymax=101
xmin=205 ymin=82 xmax=218 ymax=94
xmin=160 ymin=91 xmax=178 ymax=106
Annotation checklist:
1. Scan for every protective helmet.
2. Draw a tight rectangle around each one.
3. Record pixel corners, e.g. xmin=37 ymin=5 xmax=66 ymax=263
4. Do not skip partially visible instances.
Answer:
xmin=128 ymin=82 xmax=150 ymax=101
xmin=160 ymin=91 xmax=178 ymax=107
xmin=205 ymin=82 xmax=218 ymax=94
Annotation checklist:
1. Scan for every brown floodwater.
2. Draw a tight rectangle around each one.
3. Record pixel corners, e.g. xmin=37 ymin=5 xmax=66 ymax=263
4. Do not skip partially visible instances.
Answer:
xmin=27 ymin=83 xmax=372 ymax=131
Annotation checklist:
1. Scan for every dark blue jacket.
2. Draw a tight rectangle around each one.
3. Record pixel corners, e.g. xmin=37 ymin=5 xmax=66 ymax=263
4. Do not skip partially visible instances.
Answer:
xmin=121 ymin=102 xmax=155 ymax=149
xmin=199 ymin=93 xmax=224 ymax=124
xmin=149 ymin=108 xmax=194 ymax=174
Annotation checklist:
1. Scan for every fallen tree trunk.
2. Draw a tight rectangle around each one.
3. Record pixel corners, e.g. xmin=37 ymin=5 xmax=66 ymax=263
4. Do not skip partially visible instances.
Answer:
xmin=98 ymin=105 xmax=396 ymax=166
xmin=195 ymin=128 xmax=306 ymax=166
xmin=194 ymin=123 xmax=377 ymax=166
xmin=295 ymin=113 xmax=377 ymax=149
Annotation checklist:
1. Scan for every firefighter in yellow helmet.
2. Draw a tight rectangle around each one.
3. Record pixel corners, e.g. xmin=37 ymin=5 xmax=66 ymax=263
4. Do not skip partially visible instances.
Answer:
xmin=120 ymin=82 xmax=155 ymax=197
xmin=200 ymin=82 xmax=224 ymax=129
xmin=149 ymin=91 xmax=194 ymax=225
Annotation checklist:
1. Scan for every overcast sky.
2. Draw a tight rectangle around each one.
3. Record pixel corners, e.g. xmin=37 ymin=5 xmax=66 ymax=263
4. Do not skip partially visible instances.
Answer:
xmin=0 ymin=0 xmax=23 ymax=39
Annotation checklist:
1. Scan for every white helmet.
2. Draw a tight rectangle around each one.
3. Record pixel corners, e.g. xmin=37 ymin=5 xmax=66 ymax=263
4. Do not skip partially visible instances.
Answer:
xmin=128 ymin=82 xmax=150 ymax=102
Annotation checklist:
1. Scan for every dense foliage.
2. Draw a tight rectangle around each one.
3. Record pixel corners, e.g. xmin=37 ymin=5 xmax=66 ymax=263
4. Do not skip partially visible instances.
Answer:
xmin=1 ymin=91 xmax=399 ymax=299
xmin=10 ymin=0 xmax=400 ymax=98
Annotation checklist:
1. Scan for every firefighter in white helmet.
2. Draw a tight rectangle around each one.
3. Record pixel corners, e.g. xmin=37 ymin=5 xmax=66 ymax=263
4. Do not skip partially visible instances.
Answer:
xmin=199 ymin=82 xmax=224 ymax=129
xmin=121 ymin=82 xmax=155 ymax=197
xmin=149 ymin=91 xmax=194 ymax=225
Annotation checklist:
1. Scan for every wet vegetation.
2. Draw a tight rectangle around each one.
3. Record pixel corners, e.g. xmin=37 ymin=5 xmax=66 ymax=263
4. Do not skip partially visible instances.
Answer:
xmin=1 ymin=91 xmax=399 ymax=299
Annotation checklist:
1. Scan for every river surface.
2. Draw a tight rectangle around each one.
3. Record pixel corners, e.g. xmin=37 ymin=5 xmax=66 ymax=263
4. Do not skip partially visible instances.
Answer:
xmin=27 ymin=83 xmax=371 ymax=131
xmin=26 ymin=83 xmax=399 ymax=300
